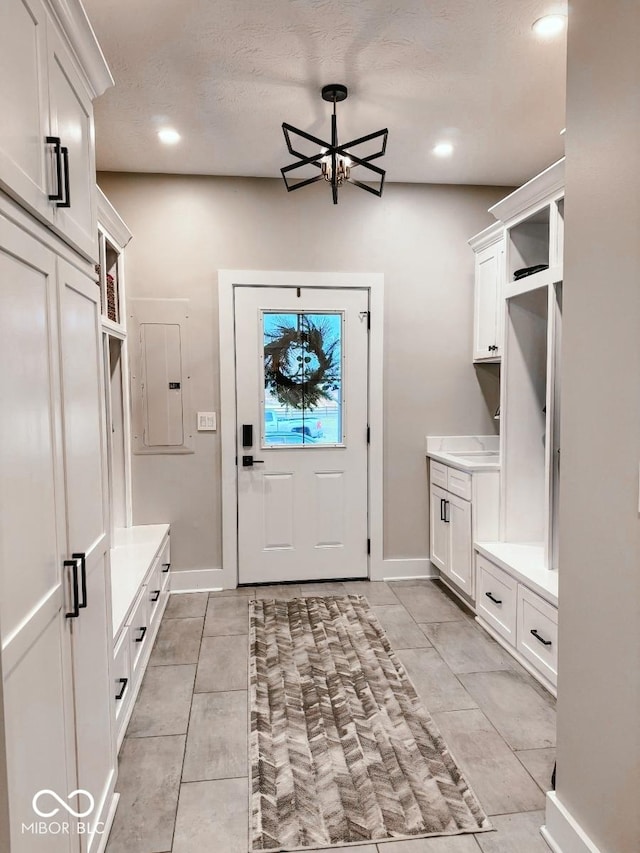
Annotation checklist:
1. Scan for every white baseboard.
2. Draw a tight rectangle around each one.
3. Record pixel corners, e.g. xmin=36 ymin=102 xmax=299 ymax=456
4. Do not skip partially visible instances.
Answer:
xmin=170 ymin=568 xmax=223 ymax=592
xmin=376 ymin=557 xmax=438 ymax=581
xmin=542 ymin=792 xmax=604 ymax=853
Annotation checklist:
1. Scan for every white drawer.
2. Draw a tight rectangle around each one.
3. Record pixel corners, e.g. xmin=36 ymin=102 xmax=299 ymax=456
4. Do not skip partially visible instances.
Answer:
xmin=476 ymin=554 xmax=517 ymax=645
xmin=147 ymin=561 xmax=163 ymax=626
xmin=113 ymin=627 xmax=131 ymax=730
xmin=517 ymin=586 xmax=558 ymax=688
xmin=447 ymin=467 xmax=472 ymax=501
xmin=430 ymin=460 xmax=448 ymax=489
xmin=128 ymin=586 xmax=150 ymax=675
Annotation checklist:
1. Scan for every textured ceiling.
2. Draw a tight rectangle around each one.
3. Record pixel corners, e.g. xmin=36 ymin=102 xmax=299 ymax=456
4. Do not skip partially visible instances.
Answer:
xmin=85 ymin=0 xmax=567 ymax=186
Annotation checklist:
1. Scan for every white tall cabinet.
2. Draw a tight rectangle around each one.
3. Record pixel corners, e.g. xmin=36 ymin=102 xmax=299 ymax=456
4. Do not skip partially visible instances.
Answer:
xmin=0 ymin=2 xmax=115 ymax=851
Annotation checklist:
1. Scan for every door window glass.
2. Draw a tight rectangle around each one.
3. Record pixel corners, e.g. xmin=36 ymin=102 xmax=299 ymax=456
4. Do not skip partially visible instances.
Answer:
xmin=262 ymin=312 xmax=343 ymax=446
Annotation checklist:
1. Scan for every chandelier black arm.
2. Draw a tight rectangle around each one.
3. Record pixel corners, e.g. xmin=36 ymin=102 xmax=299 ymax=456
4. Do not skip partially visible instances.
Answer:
xmin=347 ymin=174 xmax=386 ymax=197
xmin=340 ymin=150 xmax=386 ymax=176
xmin=282 ymin=122 xmax=330 ymax=160
xmin=336 ymin=127 xmax=388 ymax=161
xmin=280 ymin=162 xmax=324 ymax=193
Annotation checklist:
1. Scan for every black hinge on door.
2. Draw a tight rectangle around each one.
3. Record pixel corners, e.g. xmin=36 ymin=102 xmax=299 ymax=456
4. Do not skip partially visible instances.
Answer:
xmin=367 ymin=538 xmax=371 ymax=555
xmin=366 ymin=425 xmax=370 ymax=444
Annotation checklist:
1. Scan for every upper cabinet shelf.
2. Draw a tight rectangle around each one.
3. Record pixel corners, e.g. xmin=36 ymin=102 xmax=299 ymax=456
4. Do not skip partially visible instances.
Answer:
xmin=97 ymin=187 xmax=132 ymax=334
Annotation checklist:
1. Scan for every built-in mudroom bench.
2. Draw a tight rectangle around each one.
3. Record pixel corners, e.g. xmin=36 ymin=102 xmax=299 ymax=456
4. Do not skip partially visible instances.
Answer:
xmin=110 ymin=524 xmax=171 ymax=748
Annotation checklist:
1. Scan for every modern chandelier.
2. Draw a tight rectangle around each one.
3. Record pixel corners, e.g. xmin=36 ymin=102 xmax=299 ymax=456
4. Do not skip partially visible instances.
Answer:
xmin=281 ymin=84 xmax=388 ymax=205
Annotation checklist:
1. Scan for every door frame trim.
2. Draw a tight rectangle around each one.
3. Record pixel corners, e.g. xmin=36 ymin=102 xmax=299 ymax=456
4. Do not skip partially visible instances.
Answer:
xmin=218 ymin=270 xmax=384 ymax=588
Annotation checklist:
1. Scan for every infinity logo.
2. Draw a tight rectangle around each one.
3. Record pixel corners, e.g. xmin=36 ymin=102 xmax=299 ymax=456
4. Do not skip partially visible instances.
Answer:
xmin=32 ymin=790 xmax=95 ymax=819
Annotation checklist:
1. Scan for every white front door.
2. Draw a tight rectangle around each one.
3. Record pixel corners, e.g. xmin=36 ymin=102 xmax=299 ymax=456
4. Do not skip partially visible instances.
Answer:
xmin=234 ymin=286 xmax=369 ymax=584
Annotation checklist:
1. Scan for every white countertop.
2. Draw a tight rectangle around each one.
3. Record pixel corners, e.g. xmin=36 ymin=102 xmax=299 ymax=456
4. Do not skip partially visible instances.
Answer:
xmin=111 ymin=524 xmax=170 ymax=638
xmin=426 ymin=435 xmax=501 ymax=472
xmin=475 ymin=541 xmax=558 ymax=606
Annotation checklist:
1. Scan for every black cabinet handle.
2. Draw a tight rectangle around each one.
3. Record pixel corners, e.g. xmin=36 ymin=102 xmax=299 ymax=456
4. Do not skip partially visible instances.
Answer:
xmin=58 ymin=146 xmax=71 ymax=208
xmin=46 ymin=136 xmax=63 ymax=202
xmin=162 ymin=562 xmax=171 ymax=573
xmin=440 ymin=498 xmax=445 ymax=522
xmin=530 ymin=629 xmax=552 ymax=647
xmin=135 ymin=626 xmax=147 ymax=643
xmin=150 ymin=590 xmax=160 ymax=602
xmin=64 ymin=559 xmax=80 ymax=618
xmin=72 ymin=552 xmax=87 ymax=609
xmin=485 ymin=591 xmax=502 ymax=605
xmin=444 ymin=500 xmax=450 ymax=523
xmin=115 ymin=678 xmax=128 ymax=701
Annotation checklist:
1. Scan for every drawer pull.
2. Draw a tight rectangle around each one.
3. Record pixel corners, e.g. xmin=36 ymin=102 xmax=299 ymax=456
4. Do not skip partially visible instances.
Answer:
xmin=530 ymin=629 xmax=552 ymax=647
xmin=150 ymin=590 xmax=160 ymax=602
xmin=485 ymin=591 xmax=502 ymax=605
xmin=135 ymin=626 xmax=147 ymax=643
xmin=115 ymin=678 xmax=128 ymax=701
xmin=162 ymin=562 xmax=171 ymax=573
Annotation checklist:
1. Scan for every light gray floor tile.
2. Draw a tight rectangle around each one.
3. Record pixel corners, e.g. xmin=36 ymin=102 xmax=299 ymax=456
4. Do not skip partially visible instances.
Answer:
xmin=127 ymin=664 xmax=195 ymax=737
xmin=210 ymin=587 xmax=256 ymax=598
xmin=313 ymin=846 xmax=378 ymax=853
xmin=397 ymin=648 xmax=478 ymax=713
xmin=422 ymin=622 xmax=513 ymax=674
xmin=378 ymin=835 xmax=481 ymax=851
xmin=149 ymin=617 xmax=203 ymax=666
xmin=105 ymin=735 xmax=184 ymax=853
xmin=195 ymin=635 xmax=248 ymax=693
xmin=474 ymin=811 xmax=549 ymax=852
xmin=393 ymin=583 xmax=471 ymax=623
xmin=341 ymin=581 xmax=399 ymax=604
xmin=172 ymin=779 xmax=248 ymax=853
xmin=515 ymin=748 xmax=556 ymax=793
xmin=432 ymin=709 xmax=545 ymax=815
xmin=203 ymin=596 xmax=250 ymax=636
xmin=182 ymin=691 xmax=247 ymax=782
xmin=458 ymin=671 xmax=555 ymax=750
xmin=299 ymin=581 xmax=349 ymax=596
xmin=372 ymin=604 xmax=432 ymax=649
xmin=253 ymin=584 xmax=303 ymax=600
xmin=163 ymin=592 xmax=209 ymax=619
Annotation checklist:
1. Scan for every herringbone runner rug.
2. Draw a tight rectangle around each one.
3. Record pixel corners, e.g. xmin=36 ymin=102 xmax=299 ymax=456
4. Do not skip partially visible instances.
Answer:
xmin=249 ymin=595 xmax=491 ymax=851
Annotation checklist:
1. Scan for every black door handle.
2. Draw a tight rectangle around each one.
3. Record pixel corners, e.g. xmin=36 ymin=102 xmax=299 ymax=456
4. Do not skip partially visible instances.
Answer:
xmin=150 ymin=590 xmax=160 ymax=602
xmin=46 ymin=136 xmax=63 ymax=202
xmin=115 ymin=678 xmax=128 ymax=701
xmin=73 ymin=552 xmax=87 ymax=609
xmin=64 ymin=559 xmax=80 ymax=618
xmin=242 ymin=455 xmax=265 ymax=467
xmin=485 ymin=591 xmax=502 ymax=605
xmin=162 ymin=562 xmax=171 ymax=573
xmin=135 ymin=626 xmax=147 ymax=643
xmin=530 ymin=629 xmax=552 ymax=647
xmin=58 ymin=146 xmax=71 ymax=208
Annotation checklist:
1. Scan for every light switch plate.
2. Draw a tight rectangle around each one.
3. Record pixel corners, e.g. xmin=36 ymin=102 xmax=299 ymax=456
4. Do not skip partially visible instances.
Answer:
xmin=197 ymin=412 xmax=217 ymax=431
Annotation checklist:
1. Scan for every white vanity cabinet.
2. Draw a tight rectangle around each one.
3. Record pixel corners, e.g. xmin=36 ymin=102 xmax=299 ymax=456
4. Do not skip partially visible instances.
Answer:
xmin=429 ymin=458 xmax=499 ymax=602
xmin=469 ymin=223 xmax=504 ymax=362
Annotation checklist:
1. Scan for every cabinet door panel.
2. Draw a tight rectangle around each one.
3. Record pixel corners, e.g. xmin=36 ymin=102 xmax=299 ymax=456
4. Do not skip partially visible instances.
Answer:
xmin=430 ymin=484 xmax=449 ymax=572
xmin=47 ymin=23 xmax=97 ymax=260
xmin=0 ymin=0 xmax=54 ymax=223
xmin=448 ymin=494 xmax=472 ymax=595
xmin=70 ymin=547 xmax=115 ymax=853
xmin=58 ymin=260 xmax=107 ymax=553
xmin=474 ymin=243 xmax=501 ymax=360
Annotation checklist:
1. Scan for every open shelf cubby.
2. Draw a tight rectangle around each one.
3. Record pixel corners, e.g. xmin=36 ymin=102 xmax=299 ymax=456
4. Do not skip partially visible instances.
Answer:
xmin=508 ymin=207 xmax=550 ymax=283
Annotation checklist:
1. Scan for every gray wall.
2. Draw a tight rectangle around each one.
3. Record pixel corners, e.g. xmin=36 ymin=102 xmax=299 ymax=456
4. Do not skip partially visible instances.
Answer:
xmin=98 ymin=173 xmax=504 ymax=573
xmin=557 ymin=2 xmax=640 ymax=850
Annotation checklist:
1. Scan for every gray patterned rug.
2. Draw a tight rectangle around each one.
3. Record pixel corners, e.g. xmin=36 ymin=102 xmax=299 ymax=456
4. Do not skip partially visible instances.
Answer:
xmin=249 ymin=595 xmax=491 ymax=851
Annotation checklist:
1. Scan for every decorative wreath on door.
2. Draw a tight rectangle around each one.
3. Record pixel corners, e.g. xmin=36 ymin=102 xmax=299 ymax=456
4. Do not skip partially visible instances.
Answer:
xmin=264 ymin=316 xmax=340 ymax=409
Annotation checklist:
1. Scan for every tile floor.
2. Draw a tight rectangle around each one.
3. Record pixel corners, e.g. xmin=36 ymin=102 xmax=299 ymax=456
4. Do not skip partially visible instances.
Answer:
xmin=105 ymin=580 xmax=555 ymax=853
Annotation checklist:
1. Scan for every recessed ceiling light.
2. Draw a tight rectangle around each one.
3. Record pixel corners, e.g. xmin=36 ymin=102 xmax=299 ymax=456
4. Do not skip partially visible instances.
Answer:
xmin=433 ymin=142 xmax=454 ymax=157
xmin=158 ymin=128 xmax=181 ymax=145
xmin=532 ymin=14 xmax=567 ymax=38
